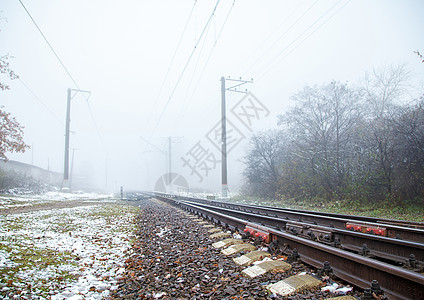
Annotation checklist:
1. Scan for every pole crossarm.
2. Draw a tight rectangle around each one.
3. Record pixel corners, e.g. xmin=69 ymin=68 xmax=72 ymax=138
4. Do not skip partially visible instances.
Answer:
xmin=69 ymin=89 xmax=91 ymax=101
xmin=139 ymin=137 xmax=166 ymax=154
xmin=225 ymin=78 xmax=253 ymax=94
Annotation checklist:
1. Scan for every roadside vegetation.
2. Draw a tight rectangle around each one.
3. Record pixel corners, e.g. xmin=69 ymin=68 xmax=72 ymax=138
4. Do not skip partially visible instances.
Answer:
xmin=241 ymin=64 xmax=424 ymax=220
xmin=232 ymin=195 xmax=424 ymax=222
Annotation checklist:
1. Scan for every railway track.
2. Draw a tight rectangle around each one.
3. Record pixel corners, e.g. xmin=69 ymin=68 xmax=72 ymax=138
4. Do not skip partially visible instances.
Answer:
xmin=150 ymin=192 xmax=424 ymax=300
xmin=155 ymin=193 xmax=424 ymax=243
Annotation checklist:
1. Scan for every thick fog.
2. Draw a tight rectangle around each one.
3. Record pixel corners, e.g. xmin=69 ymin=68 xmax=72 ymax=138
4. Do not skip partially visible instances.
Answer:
xmin=1 ymin=0 xmax=423 ymax=194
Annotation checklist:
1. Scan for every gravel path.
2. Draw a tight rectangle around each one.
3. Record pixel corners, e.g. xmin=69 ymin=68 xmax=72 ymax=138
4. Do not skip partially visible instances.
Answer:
xmin=110 ymin=198 xmax=354 ymax=300
xmin=0 ymin=200 xmax=108 ymax=215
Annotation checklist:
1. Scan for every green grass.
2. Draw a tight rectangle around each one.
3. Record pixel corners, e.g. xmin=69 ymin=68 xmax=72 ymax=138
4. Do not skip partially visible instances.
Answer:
xmin=231 ymin=195 xmax=424 ymax=222
xmin=1 ymin=216 xmax=26 ymax=231
xmin=0 ymin=201 xmax=140 ymax=299
xmin=0 ymin=242 xmax=77 ymax=272
xmin=0 ymin=241 xmax=79 ymax=299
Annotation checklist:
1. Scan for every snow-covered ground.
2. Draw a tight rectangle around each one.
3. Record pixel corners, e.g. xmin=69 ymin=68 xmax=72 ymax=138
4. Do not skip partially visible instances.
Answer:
xmin=0 ymin=192 xmax=139 ymax=299
xmin=0 ymin=191 xmax=115 ymax=211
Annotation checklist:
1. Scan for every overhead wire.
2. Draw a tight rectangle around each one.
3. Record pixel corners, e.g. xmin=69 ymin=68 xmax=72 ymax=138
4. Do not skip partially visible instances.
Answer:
xmin=145 ymin=0 xmax=198 ymax=130
xmin=178 ymin=16 xmax=213 ymax=118
xmin=18 ymin=78 xmax=63 ymax=125
xmin=19 ymin=80 xmax=86 ymax=150
xmin=149 ymin=0 xmax=221 ymax=138
xmin=255 ymin=0 xmax=352 ymax=81
xmin=233 ymin=0 xmax=308 ymax=75
xmin=85 ymin=102 xmax=107 ymax=150
xmin=18 ymin=0 xmax=79 ymax=91
xmin=240 ymin=0 xmax=319 ymax=76
xmin=177 ymin=0 xmax=236 ymax=124
xmin=175 ymin=0 xmax=318 ymax=125
xmin=18 ymin=0 xmax=106 ymax=152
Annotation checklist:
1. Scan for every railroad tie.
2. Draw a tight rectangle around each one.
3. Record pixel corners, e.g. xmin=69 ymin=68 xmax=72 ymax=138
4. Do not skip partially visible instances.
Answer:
xmin=233 ymin=250 xmax=271 ymax=266
xmin=266 ymin=274 xmax=323 ymax=296
xmin=221 ymin=243 xmax=256 ymax=255
xmin=324 ymin=296 xmax=357 ymax=300
xmin=212 ymin=238 xmax=244 ymax=249
xmin=242 ymin=259 xmax=292 ymax=278
xmin=209 ymin=232 xmax=232 ymax=239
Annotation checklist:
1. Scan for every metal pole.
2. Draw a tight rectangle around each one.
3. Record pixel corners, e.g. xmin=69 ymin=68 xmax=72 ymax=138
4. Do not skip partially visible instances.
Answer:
xmin=70 ymin=148 xmax=75 ymax=190
xmin=63 ymin=88 xmax=71 ymax=188
xmin=62 ymin=88 xmax=90 ymax=191
xmin=105 ymin=158 xmax=108 ymax=191
xmin=221 ymin=76 xmax=228 ymax=198
xmin=169 ymin=136 xmax=172 ymax=186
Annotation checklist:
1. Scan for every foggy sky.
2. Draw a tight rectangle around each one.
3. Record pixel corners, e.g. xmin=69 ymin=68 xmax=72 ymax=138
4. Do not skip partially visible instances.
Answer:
xmin=1 ymin=0 xmax=423 ymax=193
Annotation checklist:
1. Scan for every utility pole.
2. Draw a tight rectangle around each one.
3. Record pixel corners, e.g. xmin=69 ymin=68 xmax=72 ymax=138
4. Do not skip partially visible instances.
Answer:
xmin=47 ymin=158 xmax=50 ymax=185
xmin=69 ymin=148 xmax=78 ymax=190
xmin=221 ymin=77 xmax=227 ymax=199
xmin=105 ymin=158 xmax=108 ymax=192
xmin=169 ymin=136 xmax=172 ymax=186
xmin=63 ymin=88 xmax=71 ymax=190
xmin=220 ymin=76 xmax=253 ymax=199
xmin=139 ymin=136 xmax=181 ymax=193
xmin=62 ymin=88 xmax=91 ymax=191
xmin=167 ymin=136 xmax=182 ymax=193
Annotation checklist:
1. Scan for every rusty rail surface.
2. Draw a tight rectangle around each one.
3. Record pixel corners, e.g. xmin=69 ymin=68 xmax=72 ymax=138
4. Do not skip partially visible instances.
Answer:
xmin=153 ymin=193 xmax=424 ymax=300
xmin=155 ymin=192 xmax=424 ymax=243
xmin=183 ymin=200 xmax=424 ymax=265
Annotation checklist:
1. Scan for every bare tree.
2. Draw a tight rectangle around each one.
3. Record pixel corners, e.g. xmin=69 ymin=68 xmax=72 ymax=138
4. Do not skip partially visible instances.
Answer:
xmin=0 ymin=109 xmax=29 ymax=160
xmin=359 ymin=64 xmax=411 ymax=195
xmin=390 ymin=98 xmax=424 ymax=198
xmin=278 ymin=81 xmax=363 ymax=198
xmin=0 ymin=55 xmax=19 ymax=91
xmin=243 ymin=129 xmax=286 ymax=199
xmin=243 ymin=66 xmax=422 ymax=204
xmin=414 ymin=50 xmax=424 ymax=63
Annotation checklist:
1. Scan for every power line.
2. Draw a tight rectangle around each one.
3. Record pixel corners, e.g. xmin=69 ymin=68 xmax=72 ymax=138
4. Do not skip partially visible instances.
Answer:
xmin=18 ymin=78 xmax=63 ymax=125
xmin=234 ymin=0 xmax=308 ymax=75
xmin=18 ymin=0 xmax=80 ymax=90
xmin=20 ymin=79 xmax=85 ymax=148
xmin=255 ymin=0 xmax=351 ymax=81
xmin=18 ymin=0 xmax=106 ymax=151
xmin=86 ymin=102 xmax=107 ymax=151
xmin=241 ymin=0 xmax=318 ymax=76
xmin=146 ymin=0 xmax=198 ymax=130
xmin=176 ymin=10 xmax=216 ymax=123
xmin=177 ymin=0 xmax=236 ymax=123
xmin=150 ymin=0 xmax=221 ymax=137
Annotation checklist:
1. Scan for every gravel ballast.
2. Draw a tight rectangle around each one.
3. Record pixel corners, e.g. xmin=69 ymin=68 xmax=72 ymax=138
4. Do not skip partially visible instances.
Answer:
xmin=111 ymin=198 xmax=361 ymax=300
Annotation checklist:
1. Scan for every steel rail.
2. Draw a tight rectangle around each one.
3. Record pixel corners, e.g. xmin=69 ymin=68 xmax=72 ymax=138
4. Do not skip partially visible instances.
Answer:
xmin=176 ymin=193 xmax=424 ymax=229
xmin=152 ymin=192 xmax=424 ymax=229
xmin=161 ymin=193 xmax=424 ymax=243
xmin=181 ymin=199 xmax=424 ymax=264
xmin=262 ymin=206 xmax=424 ymax=229
xmin=159 ymin=196 xmax=424 ymax=300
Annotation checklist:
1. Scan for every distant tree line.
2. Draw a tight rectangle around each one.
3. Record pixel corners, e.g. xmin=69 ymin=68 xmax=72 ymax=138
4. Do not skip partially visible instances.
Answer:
xmin=243 ymin=65 xmax=424 ymax=204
